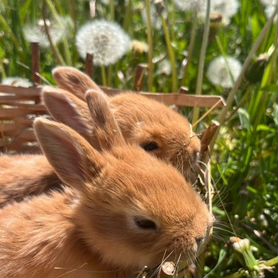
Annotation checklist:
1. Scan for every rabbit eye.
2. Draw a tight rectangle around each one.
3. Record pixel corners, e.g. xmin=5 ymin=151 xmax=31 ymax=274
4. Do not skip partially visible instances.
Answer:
xmin=134 ymin=216 xmax=157 ymax=231
xmin=141 ymin=141 xmax=159 ymax=152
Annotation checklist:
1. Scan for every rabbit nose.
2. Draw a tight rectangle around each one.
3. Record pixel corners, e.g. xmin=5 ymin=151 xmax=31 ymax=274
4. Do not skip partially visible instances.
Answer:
xmin=194 ymin=151 xmax=200 ymax=162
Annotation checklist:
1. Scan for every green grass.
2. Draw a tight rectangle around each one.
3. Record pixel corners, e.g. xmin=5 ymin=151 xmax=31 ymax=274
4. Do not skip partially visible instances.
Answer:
xmin=0 ymin=1 xmax=277 ymax=277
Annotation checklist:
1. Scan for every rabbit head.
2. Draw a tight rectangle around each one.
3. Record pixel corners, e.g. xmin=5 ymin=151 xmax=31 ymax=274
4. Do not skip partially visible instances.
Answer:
xmin=35 ymin=90 xmax=213 ymax=271
xmin=111 ymin=93 xmax=201 ymax=184
xmin=52 ymin=67 xmax=201 ymax=183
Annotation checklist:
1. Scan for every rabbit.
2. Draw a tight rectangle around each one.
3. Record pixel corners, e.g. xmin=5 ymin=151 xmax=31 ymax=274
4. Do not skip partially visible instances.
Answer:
xmin=0 ymin=67 xmax=201 ymax=207
xmin=0 ymin=154 xmax=59 ymax=206
xmin=52 ymin=66 xmax=201 ymax=179
xmin=0 ymin=91 xmax=213 ymax=277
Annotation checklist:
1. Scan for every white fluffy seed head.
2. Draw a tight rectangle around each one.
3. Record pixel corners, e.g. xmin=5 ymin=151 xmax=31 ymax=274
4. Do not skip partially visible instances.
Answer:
xmin=199 ymin=0 xmax=240 ymax=24
xmin=207 ymin=56 xmax=242 ymax=88
xmin=261 ymin=0 xmax=278 ymax=20
xmin=174 ymin=0 xmax=240 ymax=25
xmin=23 ymin=16 xmax=73 ymax=48
xmin=173 ymin=0 xmax=206 ymax=12
xmin=76 ymin=20 xmax=131 ymax=66
xmin=260 ymin=0 xmax=276 ymax=6
xmin=141 ymin=4 xmax=162 ymax=30
xmin=157 ymin=59 xmax=172 ymax=75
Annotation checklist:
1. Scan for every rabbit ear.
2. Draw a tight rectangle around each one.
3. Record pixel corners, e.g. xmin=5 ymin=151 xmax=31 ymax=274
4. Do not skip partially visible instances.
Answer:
xmin=42 ymin=86 xmax=101 ymax=150
xmin=52 ymin=66 xmax=104 ymax=101
xmin=34 ymin=118 xmax=105 ymax=189
xmin=85 ymin=89 xmax=125 ymax=149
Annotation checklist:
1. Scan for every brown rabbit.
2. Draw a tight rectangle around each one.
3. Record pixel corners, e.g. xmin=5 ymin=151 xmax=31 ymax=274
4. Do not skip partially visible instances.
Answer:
xmin=0 ymin=91 xmax=213 ymax=277
xmin=53 ymin=66 xmax=201 ymax=179
xmin=0 ymin=68 xmax=201 ymax=207
xmin=0 ymin=154 xmax=57 ymax=205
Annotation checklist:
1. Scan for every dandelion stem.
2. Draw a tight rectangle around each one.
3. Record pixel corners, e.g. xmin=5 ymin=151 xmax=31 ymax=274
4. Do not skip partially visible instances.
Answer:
xmin=62 ymin=38 xmax=72 ymax=65
xmin=0 ymin=61 xmax=6 ymax=79
xmin=45 ymin=0 xmax=60 ymax=19
xmin=209 ymin=6 xmax=278 ymax=150
xmin=109 ymin=0 xmax=115 ymax=21
xmin=192 ymin=0 xmax=211 ymax=124
xmin=107 ymin=65 xmax=112 ymax=87
xmin=161 ymin=15 xmax=177 ymax=92
xmin=123 ymin=0 xmax=133 ymax=33
xmin=145 ymin=0 xmax=154 ymax=91
xmin=31 ymin=0 xmax=37 ymax=24
xmin=223 ymin=270 xmax=246 ymax=278
xmin=264 ymin=256 xmax=278 ymax=267
xmin=101 ymin=66 xmax=107 ymax=86
xmin=45 ymin=0 xmax=72 ymax=65
xmin=69 ymin=0 xmax=77 ymax=34
xmin=0 ymin=15 xmax=20 ymax=49
xmin=182 ymin=11 xmax=198 ymax=85
xmin=43 ymin=0 xmax=65 ymax=65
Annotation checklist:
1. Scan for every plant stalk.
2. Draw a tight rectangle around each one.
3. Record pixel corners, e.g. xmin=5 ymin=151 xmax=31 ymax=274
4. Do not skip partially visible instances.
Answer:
xmin=209 ymin=6 xmax=278 ymax=150
xmin=145 ymin=0 xmax=154 ymax=91
xmin=161 ymin=15 xmax=177 ymax=92
xmin=192 ymin=0 xmax=211 ymax=124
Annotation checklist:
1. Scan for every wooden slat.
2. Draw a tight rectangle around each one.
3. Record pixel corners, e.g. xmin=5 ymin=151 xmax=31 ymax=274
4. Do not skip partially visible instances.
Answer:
xmin=0 ymin=123 xmax=20 ymax=133
xmin=0 ymin=108 xmax=46 ymax=119
xmin=0 ymin=95 xmax=40 ymax=101
xmin=0 ymin=85 xmax=225 ymax=108
xmin=0 ymin=85 xmax=41 ymax=96
xmin=0 ymin=118 xmax=35 ymax=126
xmin=101 ymin=87 xmax=226 ymax=108
xmin=0 ymin=103 xmax=45 ymax=111
xmin=1 ymin=127 xmax=36 ymax=141
xmin=143 ymin=93 xmax=225 ymax=108
xmin=0 ymin=140 xmax=38 ymax=152
xmin=0 ymin=83 xmax=225 ymax=154
xmin=13 ymin=144 xmax=40 ymax=153
xmin=7 ymin=129 xmax=36 ymax=145
xmin=1 ymin=127 xmax=30 ymax=137
xmin=0 ymin=99 xmax=37 ymax=105
xmin=14 ymin=118 xmax=35 ymax=125
xmin=0 ymin=109 xmax=30 ymax=119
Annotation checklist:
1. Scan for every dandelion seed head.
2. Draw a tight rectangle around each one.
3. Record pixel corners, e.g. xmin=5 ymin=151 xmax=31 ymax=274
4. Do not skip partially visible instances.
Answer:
xmin=23 ymin=16 xmax=73 ymax=48
xmin=207 ymin=56 xmax=242 ymax=88
xmin=261 ymin=0 xmax=278 ymax=20
xmin=260 ymin=0 xmax=276 ymax=6
xmin=141 ymin=4 xmax=162 ymax=30
xmin=1 ymin=77 xmax=33 ymax=88
xmin=158 ymin=59 xmax=172 ymax=75
xmin=198 ymin=0 xmax=240 ymax=24
xmin=76 ymin=20 xmax=131 ymax=66
xmin=173 ymin=0 xmax=206 ymax=12
xmin=174 ymin=0 xmax=239 ymax=24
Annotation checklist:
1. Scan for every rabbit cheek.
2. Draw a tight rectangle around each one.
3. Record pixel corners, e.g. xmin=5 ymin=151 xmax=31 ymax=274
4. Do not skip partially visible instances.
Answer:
xmin=81 ymin=211 xmax=157 ymax=269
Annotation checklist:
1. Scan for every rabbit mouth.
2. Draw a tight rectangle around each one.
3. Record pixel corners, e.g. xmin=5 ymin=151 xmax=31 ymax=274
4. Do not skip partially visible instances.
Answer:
xmin=150 ymin=248 xmax=197 ymax=267
xmin=143 ymin=251 xmax=195 ymax=277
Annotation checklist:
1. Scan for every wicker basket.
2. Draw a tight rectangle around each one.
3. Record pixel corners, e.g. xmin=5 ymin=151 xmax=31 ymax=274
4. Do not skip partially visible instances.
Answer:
xmin=1 ymin=43 xmax=225 ymax=153
xmin=0 ymin=83 xmax=224 ymax=153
